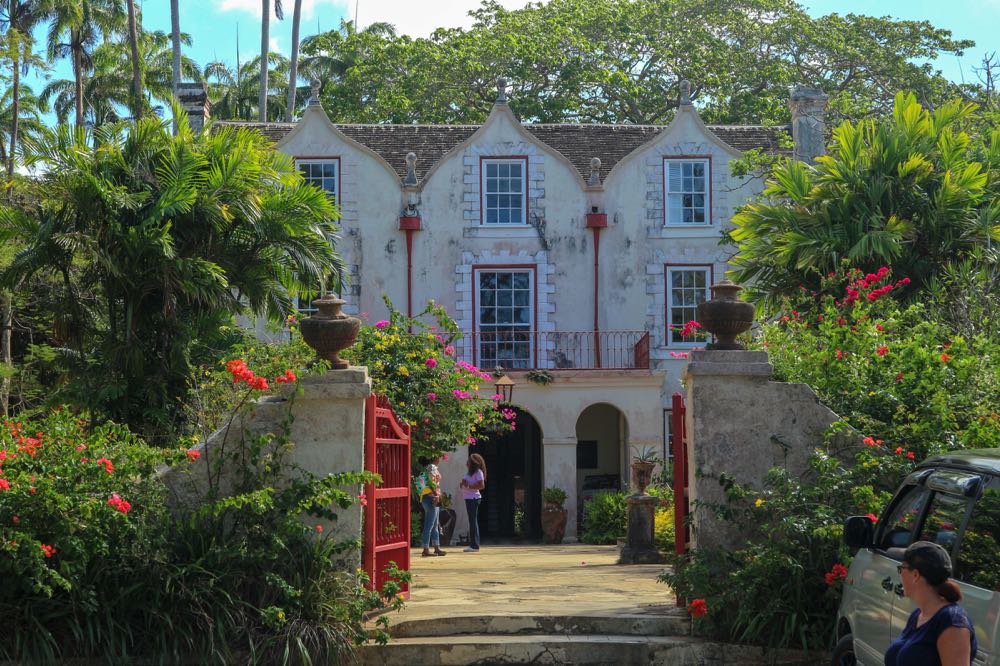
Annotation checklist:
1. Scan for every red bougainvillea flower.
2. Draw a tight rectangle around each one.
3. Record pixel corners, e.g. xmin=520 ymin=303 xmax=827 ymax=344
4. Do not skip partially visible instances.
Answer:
xmin=357 ymin=493 xmax=368 ymax=507
xmin=866 ymin=513 xmax=879 ymax=523
xmin=876 ymin=346 xmax=889 ymax=357
xmin=251 ymin=376 xmax=269 ymax=391
xmin=95 ymin=457 xmax=114 ymax=474
xmin=426 ymin=392 xmax=437 ymax=401
xmin=467 ymin=436 xmax=477 ymax=445
xmin=895 ymin=372 xmax=905 ymax=382
xmin=687 ymin=598 xmax=708 ymax=618
xmin=442 ymin=454 xmax=449 ymax=461
xmin=284 ymin=370 xmax=296 ymax=382
xmin=825 ymin=563 xmax=849 ymax=586
xmin=907 ymin=451 xmax=916 ymax=460
xmin=425 ymin=357 xmax=438 ymax=369
xmin=0 ymin=479 xmax=9 ymax=491
xmin=107 ymin=493 xmax=132 ymax=515
xmin=40 ymin=544 xmax=56 ymax=558
xmin=315 ymin=524 xmax=324 ymax=534
xmin=895 ymin=447 xmax=904 ymax=455
xmin=186 ymin=449 xmax=201 ymax=462
xmin=444 ymin=345 xmax=455 ymax=356
xmin=940 ymin=354 xmax=950 ymax=363
xmin=876 ymin=324 xmax=885 ymax=332
xmin=863 ymin=437 xmax=877 ymax=447
xmin=375 ymin=320 xmax=389 ymax=329
xmin=836 ymin=349 xmax=845 ymax=360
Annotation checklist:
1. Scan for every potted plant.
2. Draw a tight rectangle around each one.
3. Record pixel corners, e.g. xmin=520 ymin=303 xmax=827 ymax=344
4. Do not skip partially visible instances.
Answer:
xmin=438 ymin=492 xmax=458 ymax=546
xmin=630 ymin=446 xmax=658 ymax=495
xmin=541 ymin=486 xmax=568 ymax=544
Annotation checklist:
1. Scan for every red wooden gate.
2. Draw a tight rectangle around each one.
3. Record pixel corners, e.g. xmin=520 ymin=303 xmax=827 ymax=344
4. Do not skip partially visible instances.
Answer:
xmin=671 ymin=392 xmax=690 ymax=606
xmin=362 ymin=394 xmax=411 ymax=599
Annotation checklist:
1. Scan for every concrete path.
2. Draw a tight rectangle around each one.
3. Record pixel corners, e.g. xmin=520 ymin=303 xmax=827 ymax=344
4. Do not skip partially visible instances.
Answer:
xmin=391 ymin=543 xmax=677 ymax=622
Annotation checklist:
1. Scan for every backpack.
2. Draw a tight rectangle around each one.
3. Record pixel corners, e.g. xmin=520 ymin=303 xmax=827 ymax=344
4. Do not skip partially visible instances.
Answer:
xmin=412 ymin=470 xmax=432 ymax=498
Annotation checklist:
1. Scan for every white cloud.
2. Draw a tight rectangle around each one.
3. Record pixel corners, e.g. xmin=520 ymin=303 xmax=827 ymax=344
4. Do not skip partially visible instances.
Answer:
xmin=269 ymin=36 xmax=282 ymax=53
xmin=213 ymin=0 xmax=543 ymax=37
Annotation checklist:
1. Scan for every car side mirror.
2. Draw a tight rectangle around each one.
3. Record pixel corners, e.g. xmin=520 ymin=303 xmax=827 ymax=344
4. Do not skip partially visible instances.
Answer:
xmin=844 ymin=515 xmax=874 ymax=549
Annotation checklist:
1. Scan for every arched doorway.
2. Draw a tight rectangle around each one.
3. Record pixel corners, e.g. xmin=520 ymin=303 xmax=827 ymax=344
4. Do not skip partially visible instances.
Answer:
xmin=477 ymin=409 xmax=543 ymax=540
xmin=575 ymin=403 xmax=628 ymax=529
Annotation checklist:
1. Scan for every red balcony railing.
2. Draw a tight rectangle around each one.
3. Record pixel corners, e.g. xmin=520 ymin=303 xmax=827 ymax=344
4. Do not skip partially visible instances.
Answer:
xmin=457 ymin=330 xmax=650 ymax=370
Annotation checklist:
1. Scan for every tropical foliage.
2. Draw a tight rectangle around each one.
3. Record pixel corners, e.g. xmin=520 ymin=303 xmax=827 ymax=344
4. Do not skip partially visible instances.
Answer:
xmin=662 ymin=264 xmax=1000 ymax=650
xmin=343 ymin=299 xmax=515 ymax=459
xmin=0 ymin=113 xmax=342 ymax=440
xmin=729 ymin=93 xmax=1000 ymax=308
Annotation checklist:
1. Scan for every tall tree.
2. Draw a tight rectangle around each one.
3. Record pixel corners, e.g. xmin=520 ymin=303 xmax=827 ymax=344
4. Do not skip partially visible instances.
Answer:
xmin=1 ymin=0 xmax=46 ymax=182
xmin=170 ymin=0 xmax=179 ymax=133
xmin=258 ymin=0 xmax=282 ymax=122
xmin=727 ymin=93 xmax=1000 ymax=309
xmin=284 ymin=0 xmax=301 ymax=121
xmin=124 ymin=0 xmax=141 ymax=118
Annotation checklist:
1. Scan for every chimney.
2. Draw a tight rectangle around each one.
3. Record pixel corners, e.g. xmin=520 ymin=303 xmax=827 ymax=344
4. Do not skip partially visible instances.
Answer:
xmin=789 ymin=85 xmax=828 ymax=163
xmin=177 ymin=81 xmax=210 ymax=132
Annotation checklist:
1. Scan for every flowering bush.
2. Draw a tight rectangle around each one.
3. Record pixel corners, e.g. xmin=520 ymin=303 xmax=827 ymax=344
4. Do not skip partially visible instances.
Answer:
xmin=662 ymin=265 xmax=1000 ymax=651
xmin=344 ymin=299 xmax=514 ymax=458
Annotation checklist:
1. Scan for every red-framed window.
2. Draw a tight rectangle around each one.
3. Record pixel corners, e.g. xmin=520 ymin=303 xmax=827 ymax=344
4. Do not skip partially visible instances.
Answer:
xmin=473 ymin=266 xmax=536 ymax=368
xmin=666 ymin=265 xmax=712 ymax=346
xmin=663 ymin=157 xmax=710 ymax=226
xmin=481 ymin=157 xmax=528 ymax=225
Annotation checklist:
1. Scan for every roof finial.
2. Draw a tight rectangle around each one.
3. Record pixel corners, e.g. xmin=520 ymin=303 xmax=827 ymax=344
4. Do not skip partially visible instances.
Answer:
xmin=496 ymin=77 xmax=508 ymax=104
xmin=588 ymin=157 xmax=602 ymax=187
xmin=679 ymin=80 xmax=692 ymax=107
xmin=404 ymin=152 xmax=418 ymax=187
xmin=309 ymin=80 xmax=321 ymax=106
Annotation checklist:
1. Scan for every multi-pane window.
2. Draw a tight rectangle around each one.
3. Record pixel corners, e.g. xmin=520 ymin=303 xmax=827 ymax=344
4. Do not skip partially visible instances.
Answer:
xmin=476 ymin=269 xmax=533 ymax=368
xmin=667 ymin=268 xmax=711 ymax=345
xmin=664 ymin=158 xmax=709 ymax=225
xmin=296 ymin=159 xmax=340 ymax=312
xmin=482 ymin=159 xmax=526 ymax=225
xmin=298 ymin=159 xmax=339 ymax=202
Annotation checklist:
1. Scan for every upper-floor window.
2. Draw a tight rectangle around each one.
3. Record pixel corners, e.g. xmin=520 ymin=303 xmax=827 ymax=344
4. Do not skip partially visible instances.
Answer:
xmin=482 ymin=158 xmax=527 ymax=225
xmin=664 ymin=158 xmax=710 ymax=226
xmin=667 ymin=266 xmax=711 ymax=346
xmin=475 ymin=268 xmax=534 ymax=368
xmin=298 ymin=158 xmax=340 ymax=203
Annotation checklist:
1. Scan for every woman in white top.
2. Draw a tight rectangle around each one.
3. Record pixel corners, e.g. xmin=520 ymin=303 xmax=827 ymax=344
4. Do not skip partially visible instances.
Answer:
xmin=460 ymin=454 xmax=487 ymax=552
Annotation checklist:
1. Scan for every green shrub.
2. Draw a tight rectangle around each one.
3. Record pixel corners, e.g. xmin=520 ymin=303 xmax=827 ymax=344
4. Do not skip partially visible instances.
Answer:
xmin=654 ymin=506 xmax=675 ymax=552
xmin=543 ymin=486 xmax=567 ymax=506
xmin=580 ymin=491 xmax=627 ymax=544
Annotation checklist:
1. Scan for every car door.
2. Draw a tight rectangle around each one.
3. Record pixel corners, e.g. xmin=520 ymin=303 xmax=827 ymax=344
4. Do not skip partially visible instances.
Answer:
xmin=953 ymin=477 xmax=1000 ymax=666
xmin=890 ymin=478 xmax=975 ymax=640
xmin=852 ymin=482 xmax=931 ymax=664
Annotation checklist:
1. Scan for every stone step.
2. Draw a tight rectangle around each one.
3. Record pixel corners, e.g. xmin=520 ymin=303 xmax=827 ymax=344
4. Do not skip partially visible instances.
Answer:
xmin=358 ymin=634 xmax=819 ymax=666
xmin=389 ymin=613 xmax=690 ymax=638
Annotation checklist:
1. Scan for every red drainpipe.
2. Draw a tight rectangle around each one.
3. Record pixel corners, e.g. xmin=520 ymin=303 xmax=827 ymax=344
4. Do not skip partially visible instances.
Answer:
xmin=585 ymin=211 xmax=607 ymax=368
xmin=399 ymin=215 xmax=421 ymax=327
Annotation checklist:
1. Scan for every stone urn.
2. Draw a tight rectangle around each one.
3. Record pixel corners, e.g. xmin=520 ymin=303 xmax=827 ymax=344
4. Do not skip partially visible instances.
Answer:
xmin=299 ymin=294 xmax=361 ymax=369
xmin=541 ymin=503 xmax=568 ymax=544
xmin=631 ymin=461 xmax=655 ymax=495
xmin=696 ymin=279 xmax=755 ymax=350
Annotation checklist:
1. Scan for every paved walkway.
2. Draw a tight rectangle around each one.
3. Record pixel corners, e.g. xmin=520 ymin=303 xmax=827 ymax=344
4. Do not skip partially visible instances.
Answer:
xmin=392 ymin=543 xmax=677 ymax=622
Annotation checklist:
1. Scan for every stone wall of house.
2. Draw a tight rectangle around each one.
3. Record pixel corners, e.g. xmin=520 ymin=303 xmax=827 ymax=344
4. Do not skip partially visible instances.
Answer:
xmin=683 ymin=350 xmax=844 ymax=551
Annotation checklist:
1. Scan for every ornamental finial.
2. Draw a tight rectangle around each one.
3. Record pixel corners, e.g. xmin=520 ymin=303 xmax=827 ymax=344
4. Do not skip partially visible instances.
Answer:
xmin=588 ymin=157 xmax=602 ymax=187
xmin=679 ymin=80 xmax=692 ymax=107
xmin=309 ymin=80 xmax=321 ymax=105
xmin=496 ymin=77 xmax=508 ymax=104
xmin=404 ymin=152 xmax=418 ymax=187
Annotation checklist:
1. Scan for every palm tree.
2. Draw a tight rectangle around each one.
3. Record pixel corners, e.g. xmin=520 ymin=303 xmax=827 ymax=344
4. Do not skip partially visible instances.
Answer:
xmin=206 ymin=52 xmax=289 ymax=122
xmin=1 ymin=0 xmax=46 ymax=181
xmin=259 ymin=0 xmax=282 ymax=122
xmin=284 ymin=0 xmax=301 ymax=121
xmin=45 ymin=0 xmax=125 ymax=126
xmin=42 ymin=29 xmax=199 ymax=126
xmin=170 ymin=0 xmax=179 ymax=131
xmin=124 ymin=0 xmax=141 ymax=118
xmin=1 ymin=112 xmax=343 ymax=437
xmin=299 ymin=19 xmax=396 ymax=92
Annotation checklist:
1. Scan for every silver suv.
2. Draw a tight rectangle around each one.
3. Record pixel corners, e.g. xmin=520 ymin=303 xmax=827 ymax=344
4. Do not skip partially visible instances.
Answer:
xmin=834 ymin=449 xmax=1000 ymax=666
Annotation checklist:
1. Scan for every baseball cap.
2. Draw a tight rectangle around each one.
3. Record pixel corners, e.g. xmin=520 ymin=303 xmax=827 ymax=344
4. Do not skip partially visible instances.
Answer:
xmin=903 ymin=540 xmax=953 ymax=585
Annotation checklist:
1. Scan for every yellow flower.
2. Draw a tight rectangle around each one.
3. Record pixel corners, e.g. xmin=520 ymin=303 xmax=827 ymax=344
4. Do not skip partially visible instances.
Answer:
xmin=398 ymin=366 xmax=410 ymax=377
xmin=755 ymin=498 xmax=765 ymax=508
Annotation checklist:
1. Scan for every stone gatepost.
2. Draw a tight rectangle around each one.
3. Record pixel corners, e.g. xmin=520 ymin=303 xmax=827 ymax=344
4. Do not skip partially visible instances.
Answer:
xmin=163 ymin=367 xmax=372 ymax=555
xmin=619 ymin=494 xmax=663 ymax=564
xmin=683 ymin=350 xmax=839 ymax=551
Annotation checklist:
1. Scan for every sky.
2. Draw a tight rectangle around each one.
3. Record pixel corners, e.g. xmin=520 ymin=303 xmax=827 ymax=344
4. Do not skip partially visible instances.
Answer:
xmin=22 ymin=0 xmax=1000 ymax=119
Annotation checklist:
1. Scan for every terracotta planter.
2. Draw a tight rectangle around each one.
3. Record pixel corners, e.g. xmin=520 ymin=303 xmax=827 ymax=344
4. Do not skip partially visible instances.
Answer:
xmin=631 ymin=461 xmax=655 ymax=495
xmin=299 ymin=294 xmax=361 ymax=369
xmin=541 ymin=504 xmax=567 ymax=544
xmin=696 ymin=279 xmax=755 ymax=350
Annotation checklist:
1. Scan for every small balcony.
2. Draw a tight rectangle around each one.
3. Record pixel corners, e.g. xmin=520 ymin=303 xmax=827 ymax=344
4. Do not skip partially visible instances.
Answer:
xmin=457 ymin=330 xmax=650 ymax=370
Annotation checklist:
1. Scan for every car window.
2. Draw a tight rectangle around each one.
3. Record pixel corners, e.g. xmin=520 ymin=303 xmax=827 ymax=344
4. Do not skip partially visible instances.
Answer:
xmin=955 ymin=483 xmax=1000 ymax=591
xmin=878 ymin=484 xmax=930 ymax=551
xmin=917 ymin=491 xmax=970 ymax=553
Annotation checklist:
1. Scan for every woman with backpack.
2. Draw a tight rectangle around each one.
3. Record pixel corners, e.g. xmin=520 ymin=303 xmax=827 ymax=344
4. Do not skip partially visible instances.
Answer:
xmin=416 ymin=456 xmax=446 ymax=557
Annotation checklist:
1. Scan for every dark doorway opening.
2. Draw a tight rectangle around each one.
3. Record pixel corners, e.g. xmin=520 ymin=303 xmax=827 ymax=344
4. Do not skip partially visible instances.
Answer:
xmin=477 ymin=409 xmax=542 ymax=540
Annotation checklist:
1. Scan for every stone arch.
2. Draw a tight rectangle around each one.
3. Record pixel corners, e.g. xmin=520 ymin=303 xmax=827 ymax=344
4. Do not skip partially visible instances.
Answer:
xmin=574 ymin=402 xmax=630 ymax=528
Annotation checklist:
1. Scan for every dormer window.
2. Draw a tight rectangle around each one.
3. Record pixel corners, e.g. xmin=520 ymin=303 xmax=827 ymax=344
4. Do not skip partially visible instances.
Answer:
xmin=298 ymin=158 xmax=340 ymax=203
xmin=482 ymin=158 xmax=527 ymax=225
xmin=664 ymin=158 xmax=710 ymax=226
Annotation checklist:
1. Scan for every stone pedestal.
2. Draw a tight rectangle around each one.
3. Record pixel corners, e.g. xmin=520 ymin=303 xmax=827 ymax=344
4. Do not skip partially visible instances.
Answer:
xmin=618 ymin=494 xmax=664 ymax=564
xmin=684 ymin=350 xmax=840 ymax=551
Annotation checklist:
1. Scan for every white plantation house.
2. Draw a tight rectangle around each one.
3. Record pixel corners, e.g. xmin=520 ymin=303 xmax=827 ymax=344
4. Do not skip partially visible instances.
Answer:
xmin=188 ymin=79 xmax=827 ymax=539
